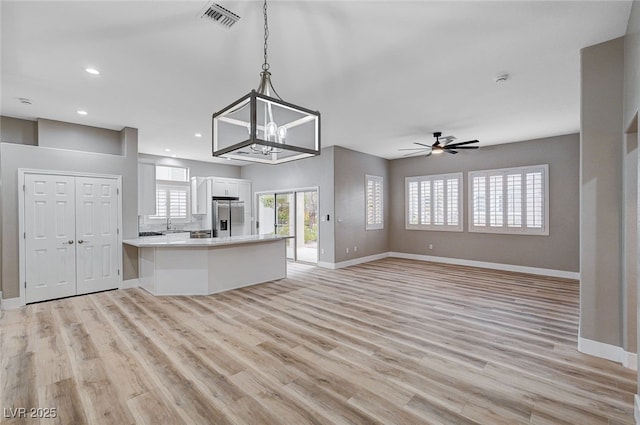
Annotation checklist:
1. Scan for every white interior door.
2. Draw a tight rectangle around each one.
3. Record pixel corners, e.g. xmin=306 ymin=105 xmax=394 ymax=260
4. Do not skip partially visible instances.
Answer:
xmin=24 ymin=174 xmax=77 ymax=303
xmin=75 ymin=177 xmax=119 ymax=295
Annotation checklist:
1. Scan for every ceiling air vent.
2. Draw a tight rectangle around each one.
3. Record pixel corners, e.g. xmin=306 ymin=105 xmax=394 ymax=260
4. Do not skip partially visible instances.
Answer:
xmin=200 ymin=2 xmax=240 ymax=28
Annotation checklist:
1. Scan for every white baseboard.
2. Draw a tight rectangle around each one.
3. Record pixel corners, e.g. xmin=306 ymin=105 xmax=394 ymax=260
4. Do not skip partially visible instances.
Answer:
xmin=578 ymin=337 xmax=622 ymax=363
xmin=317 ymin=261 xmax=336 ymax=269
xmin=317 ymin=251 xmax=579 ymax=280
xmin=635 ymin=394 xmax=639 ymax=425
xmin=388 ymin=252 xmax=580 ymax=280
xmin=1 ymin=297 xmax=25 ymax=310
xmin=623 ymin=351 xmax=638 ymax=371
xmin=578 ymin=336 xmax=638 ymax=370
xmin=120 ymin=278 xmax=139 ymax=289
xmin=318 ymin=252 xmax=390 ymax=270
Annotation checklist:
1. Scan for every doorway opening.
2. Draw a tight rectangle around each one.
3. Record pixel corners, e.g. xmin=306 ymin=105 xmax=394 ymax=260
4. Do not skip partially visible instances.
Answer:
xmin=257 ymin=189 xmax=319 ymax=264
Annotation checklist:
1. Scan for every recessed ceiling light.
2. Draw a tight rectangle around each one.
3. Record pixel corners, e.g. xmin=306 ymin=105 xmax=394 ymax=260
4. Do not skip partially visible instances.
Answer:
xmin=77 ymin=110 xmax=88 ymax=115
xmin=172 ymin=155 xmax=177 ymax=158
xmin=194 ymin=133 xmax=202 ymax=138
xmin=85 ymin=67 xmax=100 ymax=75
xmin=165 ymin=148 xmax=171 ymax=152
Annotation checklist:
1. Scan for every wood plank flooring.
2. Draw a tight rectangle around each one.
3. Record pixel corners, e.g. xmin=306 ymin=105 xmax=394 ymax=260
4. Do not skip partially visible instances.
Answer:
xmin=1 ymin=258 xmax=637 ymax=424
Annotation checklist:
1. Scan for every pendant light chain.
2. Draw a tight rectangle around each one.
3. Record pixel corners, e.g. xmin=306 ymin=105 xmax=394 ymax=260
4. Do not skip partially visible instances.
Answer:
xmin=262 ymin=0 xmax=270 ymax=72
xmin=211 ymin=0 xmax=321 ymax=164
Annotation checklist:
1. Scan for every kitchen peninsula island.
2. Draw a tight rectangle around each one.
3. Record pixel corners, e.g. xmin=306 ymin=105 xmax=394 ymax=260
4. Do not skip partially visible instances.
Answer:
xmin=123 ymin=234 xmax=287 ymax=296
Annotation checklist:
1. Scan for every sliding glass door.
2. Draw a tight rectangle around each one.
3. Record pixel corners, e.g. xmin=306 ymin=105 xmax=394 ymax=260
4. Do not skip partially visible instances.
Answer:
xmin=295 ymin=191 xmax=318 ymax=263
xmin=256 ymin=189 xmax=318 ymax=263
xmin=276 ymin=193 xmax=295 ymax=259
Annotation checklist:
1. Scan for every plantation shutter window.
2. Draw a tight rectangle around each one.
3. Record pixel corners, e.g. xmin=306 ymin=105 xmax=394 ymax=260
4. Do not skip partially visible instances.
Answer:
xmin=150 ymin=185 xmax=189 ymax=220
xmin=408 ymin=181 xmax=419 ymax=225
xmin=148 ymin=165 xmax=191 ymax=223
xmin=472 ymin=176 xmax=486 ymax=227
xmin=469 ymin=165 xmax=548 ymax=235
xmin=366 ymin=175 xmax=384 ymax=230
xmin=405 ymin=173 xmax=463 ymax=231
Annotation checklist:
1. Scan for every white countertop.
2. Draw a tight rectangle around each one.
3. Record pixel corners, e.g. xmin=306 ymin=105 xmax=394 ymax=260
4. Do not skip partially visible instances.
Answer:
xmin=123 ymin=234 xmax=286 ymax=248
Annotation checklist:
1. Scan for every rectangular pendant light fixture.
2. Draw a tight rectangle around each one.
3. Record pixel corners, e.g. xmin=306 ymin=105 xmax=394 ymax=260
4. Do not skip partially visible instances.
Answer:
xmin=212 ymin=89 xmax=320 ymax=164
xmin=212 ymin=0 xmax=321 ymax=165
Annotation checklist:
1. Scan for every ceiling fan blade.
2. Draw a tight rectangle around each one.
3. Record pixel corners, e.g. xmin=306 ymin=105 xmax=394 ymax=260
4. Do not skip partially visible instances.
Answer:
xmin=399 ymin=147 xmax=429 ymax=151
xmin=447 ymin=139 xmax=479 ymax=147
xmin=425 ymin=150 xmax=432 ymax=157
xmin=414 ymin=142 xmax=432 ymax=148
xmin=445 ymin=150 xmax=458 ymax=154
xmin=403 ymin=151 xmax=427 ymax=157
xmin=449 ymin=146 xmax=479 ymax=149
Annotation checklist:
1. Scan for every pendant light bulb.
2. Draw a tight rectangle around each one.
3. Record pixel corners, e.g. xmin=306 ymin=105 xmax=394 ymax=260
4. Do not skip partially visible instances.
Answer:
xmin=277 ymin=126 xmax=287 ymax=143
xmin=266 ymin=121 xmax=278 ymax=141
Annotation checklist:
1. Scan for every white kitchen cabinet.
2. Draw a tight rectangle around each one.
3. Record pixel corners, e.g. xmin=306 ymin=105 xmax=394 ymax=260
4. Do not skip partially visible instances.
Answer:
xmin=190 ymin=176 xmax=210 ymax=214
xmin=238 ymin=181 xmax=251 ymax=204
xmin=238 ymin=180 xmax=253 ymax=235
xmin=208 ymin=177 xmax=253 ymax=234
xmin=138 ymin=162 xmax=156 ymax=215
xmin=211 ymin=179 xmax=239 ymax=198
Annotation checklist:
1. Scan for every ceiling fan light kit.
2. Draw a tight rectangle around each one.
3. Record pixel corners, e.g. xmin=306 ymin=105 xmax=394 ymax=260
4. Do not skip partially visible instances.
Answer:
xmin=398 ymin=131 xmax=480 ymax=158
xmin=212 ymin=0 xmax=320 ymax=165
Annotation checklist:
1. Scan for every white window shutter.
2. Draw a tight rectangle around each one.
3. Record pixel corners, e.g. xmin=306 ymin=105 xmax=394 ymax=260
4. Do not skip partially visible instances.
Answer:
xmin=469 ymin=165 xmax=548 ymax=235
xmin=405 ymin=173 xmax=462 ymax=231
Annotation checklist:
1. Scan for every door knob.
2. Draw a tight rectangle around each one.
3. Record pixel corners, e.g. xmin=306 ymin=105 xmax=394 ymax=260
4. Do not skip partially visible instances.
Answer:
xmin=67 ymin=240 xmax=74 ymax=244
xmin=78 ymin=240 xmax=84 ymax=244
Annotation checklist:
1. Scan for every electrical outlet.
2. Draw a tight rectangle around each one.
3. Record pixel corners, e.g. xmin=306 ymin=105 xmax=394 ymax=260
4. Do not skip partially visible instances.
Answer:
xmin=346 ymin=247 xmax=349 ymax=254
xmin=354 ymin=246 xmax=358 ymax=252
xmin=429 ymin=244 xmax=433 ymax=250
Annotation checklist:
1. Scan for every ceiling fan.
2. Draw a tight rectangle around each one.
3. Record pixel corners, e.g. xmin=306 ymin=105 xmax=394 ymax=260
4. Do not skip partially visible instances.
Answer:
xmin=399 ymin=132 xmax=480 ymax=157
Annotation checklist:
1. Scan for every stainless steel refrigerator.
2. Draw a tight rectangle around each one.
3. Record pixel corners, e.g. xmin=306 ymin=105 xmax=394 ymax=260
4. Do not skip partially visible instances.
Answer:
xmin=212 ymin=196 xmax=245 ymax=237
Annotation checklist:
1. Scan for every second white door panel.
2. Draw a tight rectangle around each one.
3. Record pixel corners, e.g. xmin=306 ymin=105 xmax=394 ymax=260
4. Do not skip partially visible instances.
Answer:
xmin=75 ymin=177 xmax=119 ymax=295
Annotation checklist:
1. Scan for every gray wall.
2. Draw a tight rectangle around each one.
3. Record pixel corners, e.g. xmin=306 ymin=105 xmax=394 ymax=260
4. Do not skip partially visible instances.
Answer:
xmin=623 ymin=0 xmax=640 ymax=389
xmin=580 ymin=37 xmax=624 ymax=347
xmin=0 ymin=116 xmax=37 ymax=145
xmin=38 ymin=118 xmax=123 ymax=155
xmin=334 ymin=146 xmax=389 ymax=263
xmin=623 ymin=132 xmax=638 ymax=354
xmin=625 ymin=1 xmax=640 ymax=131
xmin=138 ymin=153 xmax=241 ymax=179
xmin=0 ymin=123 xmax=138 ymax=299
xmin=389 ymin=134 xmax=580 ymax=273
xmin=241 ymin=147 xmax=336 ymax=264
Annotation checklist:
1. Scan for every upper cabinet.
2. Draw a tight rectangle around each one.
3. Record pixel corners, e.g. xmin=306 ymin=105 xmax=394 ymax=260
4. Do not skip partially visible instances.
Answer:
xmin=211 ymin=178 xmax=239 ymax=198
xmin=138 ymin=162 xmax=156 ymax=215
xmin=191 ymin=176 xmax=210 ymax=215
xmin=193 ymin=175 xmax=252 ymax=211
xmin=238 ymin=180 xmax=251 ymax=206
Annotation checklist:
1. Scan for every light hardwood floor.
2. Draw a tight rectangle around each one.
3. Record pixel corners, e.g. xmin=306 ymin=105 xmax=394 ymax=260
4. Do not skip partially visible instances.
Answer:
xmin=1 ymin=258 xmax=637 ymax=424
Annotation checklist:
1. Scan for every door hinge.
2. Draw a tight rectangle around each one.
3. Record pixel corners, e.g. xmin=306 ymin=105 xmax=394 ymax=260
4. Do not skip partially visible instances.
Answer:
xmin=117 ymin=269 xmax=120 ymax=276
xmin=24 ymin=281 xmax=27 ymax=288
xmin=117 ymin=228 xmax=120 ymax=235
xmin=117 ymin=188 xmax=120 ymax=195
xmin=22 ymin=184 xmax=26 ymax=192
xmin=24 ymin=232 xmax=26 ymax=239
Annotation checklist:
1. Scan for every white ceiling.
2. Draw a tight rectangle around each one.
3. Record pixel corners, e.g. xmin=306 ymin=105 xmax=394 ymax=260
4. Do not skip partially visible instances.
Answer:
xmin=1 ymin=1 xmax=633 ymax=164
